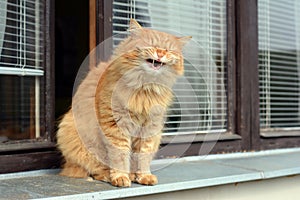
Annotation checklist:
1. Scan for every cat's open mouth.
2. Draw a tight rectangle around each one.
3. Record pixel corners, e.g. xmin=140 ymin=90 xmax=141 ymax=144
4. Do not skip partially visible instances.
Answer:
xmin=146 ymin=58 xmax=166 ymax=70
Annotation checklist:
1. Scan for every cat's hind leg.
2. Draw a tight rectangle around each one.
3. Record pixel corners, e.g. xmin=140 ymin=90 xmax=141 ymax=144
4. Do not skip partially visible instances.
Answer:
xmin=60 ymin=160 xmax=89 ymax=178
xmin=89 ymin=162 xmax=111 ymax=183
xmin=60 ymin=156 xmax=111 ymax=183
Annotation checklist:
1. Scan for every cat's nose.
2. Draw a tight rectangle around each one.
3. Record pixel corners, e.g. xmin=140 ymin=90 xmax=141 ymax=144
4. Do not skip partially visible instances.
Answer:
xmin=157 ymin=52 xmax=164 ymax=59
xmin=156 ymin=50 xmax=166 ymax=60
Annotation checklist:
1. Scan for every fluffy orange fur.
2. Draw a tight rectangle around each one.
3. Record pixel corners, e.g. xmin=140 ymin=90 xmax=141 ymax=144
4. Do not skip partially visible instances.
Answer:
xmin=56 ymin=19 xmax=190 ymax=187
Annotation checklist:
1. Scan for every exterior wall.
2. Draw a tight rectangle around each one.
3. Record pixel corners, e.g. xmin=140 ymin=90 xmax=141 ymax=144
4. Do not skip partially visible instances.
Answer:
xmin=124 ymin=175 xmax=300 ymax=200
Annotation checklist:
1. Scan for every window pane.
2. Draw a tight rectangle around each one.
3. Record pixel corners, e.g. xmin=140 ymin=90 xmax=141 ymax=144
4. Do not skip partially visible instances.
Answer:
xmin=113 ymin=0 xmax=228 ymax=135
xmin=258 ymin=0 xmax=300 ymax=130
xmin=0 ymin=0 xmax=45 ymax=142
xmin=0 ymin=76 xmax=45 ymax=141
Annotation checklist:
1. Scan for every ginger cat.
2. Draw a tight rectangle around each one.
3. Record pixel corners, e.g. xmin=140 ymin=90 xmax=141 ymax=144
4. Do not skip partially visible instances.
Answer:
xmin=56 ymin=19 xmax=191 ymax=187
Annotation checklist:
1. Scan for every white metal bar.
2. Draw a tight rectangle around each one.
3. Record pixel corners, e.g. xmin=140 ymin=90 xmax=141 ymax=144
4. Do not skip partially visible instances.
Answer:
xmin=162 ymin=129 xmax=227 ymax=136
xmin=0 ymin=67 xmax=43 ymax=76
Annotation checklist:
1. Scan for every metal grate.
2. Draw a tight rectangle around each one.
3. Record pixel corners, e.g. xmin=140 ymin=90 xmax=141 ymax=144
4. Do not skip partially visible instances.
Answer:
xmin=258 ymin=0 xmax=300 ymax=130
xmin=112 ymin=0 xmax=228 ymax=135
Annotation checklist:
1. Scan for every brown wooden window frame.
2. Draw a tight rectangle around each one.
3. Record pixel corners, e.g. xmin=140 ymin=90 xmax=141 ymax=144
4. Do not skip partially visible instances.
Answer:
xmin=93 ymin=0 xmax=300 ymax=156
xmin=1 ymin=0 xmax=300 ymax=174
xmin=234 ymin=0 xmax=300 ymax=151
xmin=0 ymin=0 xmax=58 ymax=174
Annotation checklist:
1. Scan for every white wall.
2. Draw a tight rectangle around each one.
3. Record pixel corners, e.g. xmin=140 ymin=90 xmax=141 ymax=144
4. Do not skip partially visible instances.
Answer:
xmin=123 ymin=175 xmax=300 ymax=200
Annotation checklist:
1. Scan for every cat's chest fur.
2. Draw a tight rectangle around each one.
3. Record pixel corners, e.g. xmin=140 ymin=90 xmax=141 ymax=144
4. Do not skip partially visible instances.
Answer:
xmin=104 ymin=63 xmax=175 ymax=115
xmin=128 ymin=84 xmax=173 ymax=114
xmin=126 ymin=85 xmax=171 ymax=137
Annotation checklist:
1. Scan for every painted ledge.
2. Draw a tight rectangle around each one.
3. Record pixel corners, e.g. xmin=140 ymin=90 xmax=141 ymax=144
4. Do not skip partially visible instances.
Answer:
xmin=1 ymin=148 xmax=300 ymax=200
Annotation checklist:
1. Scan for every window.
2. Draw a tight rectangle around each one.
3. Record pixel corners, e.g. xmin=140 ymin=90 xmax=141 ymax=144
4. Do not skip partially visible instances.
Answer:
xmin=108 ymin=0 xmax=300 ymax=153
xmin=1 ymin=0 xmax=300 ymax=174
xmin=0 ymin=0 xmax=57 ymax=174
xmin=258 ymin=0 xmax=300 ymax=136
xmin=113 ymin=0 xmax=228 ymax=136
xmin=0 ymin=0 xmax=45 ymax=141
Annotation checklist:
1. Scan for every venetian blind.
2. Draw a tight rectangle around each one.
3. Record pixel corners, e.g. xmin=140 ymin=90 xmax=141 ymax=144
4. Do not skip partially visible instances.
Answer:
xmin=113 ymin=0 xmax=227 ymax=135
xmin=0 ymin=0 xmax=44 ymax=76
xmin=258 ymin=0 xmax=300 ymax=130
xmin=0 ymin=0 xmax=45 ymax=140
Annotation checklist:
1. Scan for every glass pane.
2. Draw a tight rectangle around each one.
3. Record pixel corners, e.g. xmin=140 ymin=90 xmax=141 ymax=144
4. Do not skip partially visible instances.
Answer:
xmin=258 ymin=0 xmax=300 ymax=130
xmin=0 ymin=75 xmax=45 ymax=141
xmin=0 ymin=0 xmax=46 ymax=142
xmin=112 ymin=0 xmax=228 ymax=135
xmin=0 ymin=0 xmax=45 ymax=76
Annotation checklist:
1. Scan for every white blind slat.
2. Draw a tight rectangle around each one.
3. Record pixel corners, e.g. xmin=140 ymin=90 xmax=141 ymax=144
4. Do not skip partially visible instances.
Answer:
xmin=0 ymin=66 xmax=43 ymax=76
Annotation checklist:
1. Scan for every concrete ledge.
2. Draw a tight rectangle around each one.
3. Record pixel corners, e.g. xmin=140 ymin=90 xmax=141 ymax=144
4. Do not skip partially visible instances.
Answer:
xmin=1 ymin=148 xmax=300 ymax=200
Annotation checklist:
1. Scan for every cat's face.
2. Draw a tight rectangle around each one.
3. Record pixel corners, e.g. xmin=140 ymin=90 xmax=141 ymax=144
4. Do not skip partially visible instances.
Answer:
xmin=114 ymin=19 xmax=191 ymax=76
xmin=136 ymin=46 xmax=183 ymax=75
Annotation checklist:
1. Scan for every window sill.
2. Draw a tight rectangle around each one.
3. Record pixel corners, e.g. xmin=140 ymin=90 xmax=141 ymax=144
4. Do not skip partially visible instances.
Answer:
xmin=1 ymin=148 xmax=300 ymax=199
xmin=0 ymin=141 xmax=55 ymax=153
xmin=161 ymin=132 xmax=241 ymax=143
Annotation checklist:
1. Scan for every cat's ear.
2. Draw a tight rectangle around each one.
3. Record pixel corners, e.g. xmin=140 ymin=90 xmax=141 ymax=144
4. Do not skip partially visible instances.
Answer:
xmin=129 ymin=19 xmax=143 ymax=31
xmin=177 ymin=36 xmax=192 ymax=46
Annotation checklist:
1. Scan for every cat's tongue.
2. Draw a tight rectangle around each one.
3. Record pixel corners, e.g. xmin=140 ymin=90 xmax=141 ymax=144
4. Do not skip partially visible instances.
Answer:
xmin=152 ymin=63 xmax=161 ymax=70
xmin=146 ymin=59 xmax=162 ymax=70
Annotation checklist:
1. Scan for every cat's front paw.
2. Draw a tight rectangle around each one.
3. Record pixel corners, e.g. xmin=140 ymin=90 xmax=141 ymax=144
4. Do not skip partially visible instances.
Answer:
xmin=111 ymin=174 xmax=131 ymax=187
xmin=134 ymin=174 xmax=158 ymax=186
